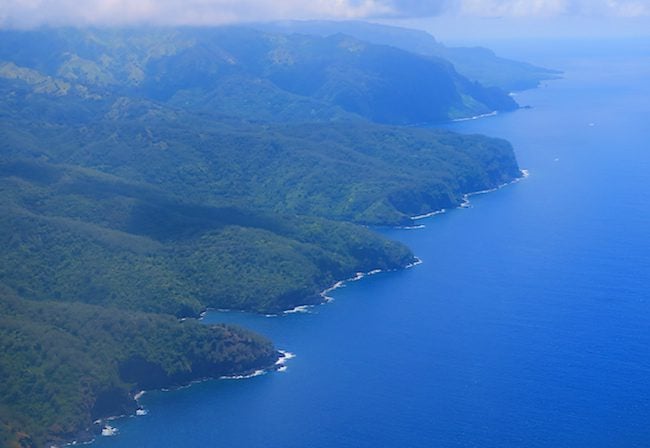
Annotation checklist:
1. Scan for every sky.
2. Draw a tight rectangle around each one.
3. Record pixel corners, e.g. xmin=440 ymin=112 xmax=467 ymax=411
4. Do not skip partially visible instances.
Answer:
xmin=1 ymin=0 xmax=649 ymax=39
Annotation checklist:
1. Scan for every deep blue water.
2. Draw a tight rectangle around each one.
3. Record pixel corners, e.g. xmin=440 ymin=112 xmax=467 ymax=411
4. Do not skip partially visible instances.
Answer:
xmin=95 ymin=40 xmax=650 ymax=448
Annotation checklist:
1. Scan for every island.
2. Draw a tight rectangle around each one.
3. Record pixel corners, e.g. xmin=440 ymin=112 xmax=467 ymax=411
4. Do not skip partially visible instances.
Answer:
xmin=0 ymin=23 xmax=544 ymax=447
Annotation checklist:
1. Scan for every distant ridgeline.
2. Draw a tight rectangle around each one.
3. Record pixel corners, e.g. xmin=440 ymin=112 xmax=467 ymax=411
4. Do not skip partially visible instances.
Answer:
xmin=0 ymin=23 xmax=542 ymax=447
xmin=257 ymin=20 xmax=561 ymax=92
xmin=0 ymin=26 xmax=531 ymax=124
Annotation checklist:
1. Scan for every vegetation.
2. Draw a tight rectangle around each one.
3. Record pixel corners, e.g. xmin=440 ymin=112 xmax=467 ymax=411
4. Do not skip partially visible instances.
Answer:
xmin=0 ymin=158 xmax=415 ymax=315
xmin=0 ymin=98 xmax=521 ymax=226
xmin=0 ymin=290 xmax=278 ymax=447
xmin=0 ymin=25 xmax=527 ymax=446
xmin=0 ymin=26 xmax=518 ymax=124
xmin=260 ymin=20 xmax=562 ymax=91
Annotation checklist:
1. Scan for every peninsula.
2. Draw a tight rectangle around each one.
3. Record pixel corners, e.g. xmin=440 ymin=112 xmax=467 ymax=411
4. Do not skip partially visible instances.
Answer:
xmin=0 ymin=23 xmax=547 ymax=447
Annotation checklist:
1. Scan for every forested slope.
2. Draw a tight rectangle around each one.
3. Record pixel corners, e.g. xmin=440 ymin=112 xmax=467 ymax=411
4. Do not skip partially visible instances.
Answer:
xmin=0 ymin=25 xmax=526 ymax=447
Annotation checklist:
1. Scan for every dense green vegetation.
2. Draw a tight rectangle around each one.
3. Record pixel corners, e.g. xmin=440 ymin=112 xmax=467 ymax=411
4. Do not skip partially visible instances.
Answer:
xmin=0 ymin=25 xmax=528 ymax=447
xmin=0 ymin=290 xmax=278 ymax=447
xmin=0 ymin=158 xmax=415 ymax=315
xmin=260 ymin=20 xmax=561 ymax=91
xmin=0 ymin=26 xmax=517 ymax=124
xmin=0 ymin=91 xmax=520 ymax=226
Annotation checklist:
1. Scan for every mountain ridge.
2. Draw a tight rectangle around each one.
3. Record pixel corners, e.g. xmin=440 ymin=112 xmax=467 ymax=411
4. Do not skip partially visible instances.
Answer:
xmin=0 ymin=26 xmax=519 ymax=124
xmin=257 ymin=20 xmax=562 ymax=91
xmin=0 ymin=24 xmax=529 ymax=447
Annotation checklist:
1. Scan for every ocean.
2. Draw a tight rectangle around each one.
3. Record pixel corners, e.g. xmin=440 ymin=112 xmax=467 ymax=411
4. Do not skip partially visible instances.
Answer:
xmin=94 ymin=39 xmax=650 ymax=448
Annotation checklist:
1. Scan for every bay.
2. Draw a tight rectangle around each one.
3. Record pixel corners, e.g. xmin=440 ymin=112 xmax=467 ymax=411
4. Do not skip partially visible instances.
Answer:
xmin=94 ymin=39 xmax=650 ymax=448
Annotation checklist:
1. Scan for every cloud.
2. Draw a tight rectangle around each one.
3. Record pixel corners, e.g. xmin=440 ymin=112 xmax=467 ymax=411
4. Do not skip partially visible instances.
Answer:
xmin=456 ymin=0 xmax=568 ymax=17
xmin=382 ymin=0 xmax=650 ymax=18
xmin=372 ymin=0 xmax=452 ymax=17
xmin=0 ymin=0 xmax=649 ymax=28
xmin=453 ymin=0 xmax=650 ymax=17
xmin=0 ymin=0 xmax=393 ymax=28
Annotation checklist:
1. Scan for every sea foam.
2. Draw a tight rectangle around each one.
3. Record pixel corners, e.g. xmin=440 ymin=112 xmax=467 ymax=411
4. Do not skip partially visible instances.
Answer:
xmin=283 ymin=305 xmax=311 ymax=314
xmin=101 ymin=426 xmax=118 ymax=437
xmin=220 ymin=370 xmax=267 ymax=380
xmin=452 ymin=111 xmax=498 ymax=122
xmin=406 ymin=258 xmax=423 ymax=269
xmin=276 ymin=350 xmax=296 ymax=365
xmin=274 ymin=350 xmax=296 ymax=373
xmin=411 ymin=209 xmax=446 ymax=220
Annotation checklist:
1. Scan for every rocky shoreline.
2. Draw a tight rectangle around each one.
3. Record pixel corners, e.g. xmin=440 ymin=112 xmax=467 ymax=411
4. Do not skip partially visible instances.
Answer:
xmin=55 ymin=351 xmax=285 ymax=448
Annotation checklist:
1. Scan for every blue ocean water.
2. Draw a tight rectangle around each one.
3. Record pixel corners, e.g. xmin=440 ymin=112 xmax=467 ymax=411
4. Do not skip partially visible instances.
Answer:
xmin=95 ymin=40 xmax=650 ymax=448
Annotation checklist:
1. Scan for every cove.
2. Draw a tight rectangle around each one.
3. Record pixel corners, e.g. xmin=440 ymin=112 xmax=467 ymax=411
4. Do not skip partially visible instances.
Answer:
xmin=94 ymin=39 xmax=650 ymax=448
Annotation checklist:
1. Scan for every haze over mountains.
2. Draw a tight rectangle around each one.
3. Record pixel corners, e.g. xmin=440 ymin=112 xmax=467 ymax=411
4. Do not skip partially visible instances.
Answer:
xmin=0 ymin=25 xmax=527 ymax=124
xmin=0 ymin=21 xmax=547 ymax=447
xmin=257 ymin=20 xmax=560 ymax=91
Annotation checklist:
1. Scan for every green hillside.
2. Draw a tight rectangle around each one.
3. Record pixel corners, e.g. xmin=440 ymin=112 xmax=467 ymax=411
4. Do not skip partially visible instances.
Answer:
xmin=0 ymin=92 xmax=520 ymax=226
xmin=259 ymin=20 xmax=561 ymax=91
xmin=0 ymin=159 xmax=415 ymax=315
xmin=0 ymin=25 xmax=527 ymax=447
xmin=0 ymin=291 xmax=278 ymax=448
xmin=0 ymin=26 xmax=517 ymax=124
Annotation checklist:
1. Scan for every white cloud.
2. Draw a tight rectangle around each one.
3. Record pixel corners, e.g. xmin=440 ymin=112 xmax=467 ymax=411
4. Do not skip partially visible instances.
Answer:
xmin=457 ymin=0 xmax=567 ymax=17
xmin=0 ymin=0 xmax=649 ymax=28
xmin=605 ymin=0 xmax=650 ymax=16
xmin=0 ymin=0 xmax=393 ymax=28
xmin=454 ymin=0 xmax=650 ymax=17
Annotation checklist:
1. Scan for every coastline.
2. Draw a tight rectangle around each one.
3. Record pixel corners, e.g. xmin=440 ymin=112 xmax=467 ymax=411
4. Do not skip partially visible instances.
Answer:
xmin=0 ymin=22 xmax=560 ymax=448
xmin=233 ymin=169 xmax=529 ymax=318
xmin=281 ymin=261 xmax=422 ymax=315
xmin=411 ymin=169 xmax=529 ymax=224
xmin=460 ymin=169 xmax=530 ymax=207
xmin=59 ymin=351 xmax=288 ymax=448
xmin=71 ymin=168 xmax=528 ymax=447
xmin=451 ymin=110 xmax=499 ymax=122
